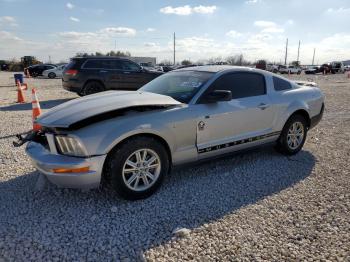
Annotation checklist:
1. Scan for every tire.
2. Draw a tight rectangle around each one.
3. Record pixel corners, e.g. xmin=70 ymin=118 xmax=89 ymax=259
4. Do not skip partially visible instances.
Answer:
xmin=275 ymin=114 xmax=308 ymax=155
xmin=104 ymin=136 xmax=170 ymax=200
xmin=82 ymin=81 xmax=105 ymax=96
xmin=48 ymin=72 xmax=56 ymax=79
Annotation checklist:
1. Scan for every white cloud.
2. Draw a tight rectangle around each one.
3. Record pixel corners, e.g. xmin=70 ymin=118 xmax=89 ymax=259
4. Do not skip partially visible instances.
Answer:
xmin=100 ymin=27 xmax=136 ymax=36
xmin=192 ymin=5 xmax=217 ymax=14
xmin=326 ymin=7 xmax=350 ymax=13
xmin=144 ymin=42 xmax=158 ymax=47
xmin=66 ymin=2 xmax=74 ymax=9
xmin=226 ymin=30 xmax=242 ymax=38
xmin=69 ymin=16 xmax=80 ymax=22
xmin=245 ymin=0 xmax=261 ymax=4
xmin=160 ymin=5 xmax=192 ymax=15
xmin=286 ymin=19 xmax=294 ymax=25
xmin=254 ymin=20 xmax=276 ymax=27
xmin=0 ymin=16 xmax=16 ymax=22
xmin=146 ymin=28 xmax=156 ymax=32
xmin=254 ymin=20 xmax=284 ymax=34
xmin=0 ymin=16 xmax=18 ymax=26
xmin=0 ymin=30 xmax=22 ymax=41
xmin=160 ymin=5 xmax=217 ymax=15
xmin=58 ymin=31 xmax=97 ymax=39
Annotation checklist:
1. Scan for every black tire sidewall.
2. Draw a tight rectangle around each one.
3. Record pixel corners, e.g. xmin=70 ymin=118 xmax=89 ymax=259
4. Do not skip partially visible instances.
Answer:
xmin=48 ymin=72 xmax=56 ymax=78
xmin=106 ymin=137 xmax=169 ymax=200
xmin=278 ymin=115 xmax=308 ymax=155
xmin=83 ymin=81 xmax=104 ymax=96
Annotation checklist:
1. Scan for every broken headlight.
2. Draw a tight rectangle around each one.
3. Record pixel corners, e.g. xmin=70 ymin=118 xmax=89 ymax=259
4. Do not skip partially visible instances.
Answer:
xmin=55 ymin=135 xmax=87 ymax=157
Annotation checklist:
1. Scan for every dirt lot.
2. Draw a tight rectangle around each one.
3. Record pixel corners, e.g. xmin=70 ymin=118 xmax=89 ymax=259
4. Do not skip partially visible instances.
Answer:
xmin=0 ymin=71 xmax=349 ymax=261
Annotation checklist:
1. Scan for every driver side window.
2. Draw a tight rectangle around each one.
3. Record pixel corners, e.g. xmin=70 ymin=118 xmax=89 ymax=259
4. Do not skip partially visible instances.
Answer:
xmin=209 ymin=72 xmax=266 ymax=99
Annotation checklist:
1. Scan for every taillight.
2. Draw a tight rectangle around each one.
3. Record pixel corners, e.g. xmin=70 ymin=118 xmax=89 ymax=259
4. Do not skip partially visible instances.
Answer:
xmin=65 ymin=69 xmax=78 ymax=76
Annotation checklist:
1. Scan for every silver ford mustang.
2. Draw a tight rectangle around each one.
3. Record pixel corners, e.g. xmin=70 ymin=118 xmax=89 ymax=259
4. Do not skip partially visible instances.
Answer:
xmin=23 ymin=66 xmax=324 ymax=199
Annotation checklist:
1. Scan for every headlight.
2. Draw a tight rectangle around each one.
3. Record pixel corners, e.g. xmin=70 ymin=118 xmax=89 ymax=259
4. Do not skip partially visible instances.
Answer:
xmin=55 ymin=135 xmax=87 ymax=157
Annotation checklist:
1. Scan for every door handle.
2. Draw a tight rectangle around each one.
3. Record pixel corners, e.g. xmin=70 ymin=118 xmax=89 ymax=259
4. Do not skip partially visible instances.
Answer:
xmin=123 ymin=71 xmax=131 ymax=74
xmin=99 ymin=70 xmax=107 ymax=73
xmin=257 ymin=103 xmax=270 ymax=110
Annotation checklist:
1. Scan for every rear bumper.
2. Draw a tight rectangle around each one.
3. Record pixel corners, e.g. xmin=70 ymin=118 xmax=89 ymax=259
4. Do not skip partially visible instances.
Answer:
xmin=310 ymin=104 xmax=324 ymax=129
xmin=26 ymin=142 xmax=106 ymax=189
xmin=62 ymin=79 xmax=82 ymax=93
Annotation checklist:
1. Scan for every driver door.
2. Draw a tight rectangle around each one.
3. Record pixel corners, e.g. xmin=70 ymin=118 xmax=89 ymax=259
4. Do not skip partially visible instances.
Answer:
xmin=195 ymin=72 xmax=276 ymax=157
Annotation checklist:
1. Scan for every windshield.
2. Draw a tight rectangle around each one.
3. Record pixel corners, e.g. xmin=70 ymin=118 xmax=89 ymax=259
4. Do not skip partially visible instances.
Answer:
xmin=140 ymin=71 xmax=214 ymax=103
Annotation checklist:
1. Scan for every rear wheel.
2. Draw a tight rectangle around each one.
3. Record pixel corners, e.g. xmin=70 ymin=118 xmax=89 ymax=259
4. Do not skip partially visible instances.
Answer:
xmin=275 ymin=115 xmax=308 ymax=155
xmin=82 ymin=81 xmax=105 ymax=96
xmin=104 ymin=136 xmax=169 ymax=200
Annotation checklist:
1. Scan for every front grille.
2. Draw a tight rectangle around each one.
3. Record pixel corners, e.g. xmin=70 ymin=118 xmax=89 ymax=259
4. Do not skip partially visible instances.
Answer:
xmin=33 ymin=132 xmax=49 ymax=150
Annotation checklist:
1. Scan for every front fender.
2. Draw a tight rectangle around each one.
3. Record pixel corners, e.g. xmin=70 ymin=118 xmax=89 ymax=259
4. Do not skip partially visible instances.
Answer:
xmin=72 ymin=114 xmax=176 ymax=156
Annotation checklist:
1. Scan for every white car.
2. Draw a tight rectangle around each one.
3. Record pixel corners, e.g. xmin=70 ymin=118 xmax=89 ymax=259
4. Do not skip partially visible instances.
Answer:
xmin=279 ymin=66 xmax=302 ymax=74
xmin=42 ymin=64 xmax=67 ymax=79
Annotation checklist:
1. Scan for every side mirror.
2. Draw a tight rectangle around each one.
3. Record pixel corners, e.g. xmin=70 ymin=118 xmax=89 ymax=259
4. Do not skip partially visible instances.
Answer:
xmin=203 ymin=90 xmax=232 ymax=103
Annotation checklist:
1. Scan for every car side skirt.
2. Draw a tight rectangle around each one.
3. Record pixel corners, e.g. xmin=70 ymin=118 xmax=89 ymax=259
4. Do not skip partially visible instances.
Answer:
xmin=198 ymin=131 xmax=281 ymax=154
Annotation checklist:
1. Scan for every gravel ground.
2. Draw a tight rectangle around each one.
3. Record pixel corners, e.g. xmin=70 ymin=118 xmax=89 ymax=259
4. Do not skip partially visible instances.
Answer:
xmin=0 ymin=71 xmax=349 ymax=261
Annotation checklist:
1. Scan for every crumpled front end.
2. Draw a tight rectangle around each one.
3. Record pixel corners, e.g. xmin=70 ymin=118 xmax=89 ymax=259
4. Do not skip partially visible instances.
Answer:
xmin=23 ymin=130 xmax=106 ymax=189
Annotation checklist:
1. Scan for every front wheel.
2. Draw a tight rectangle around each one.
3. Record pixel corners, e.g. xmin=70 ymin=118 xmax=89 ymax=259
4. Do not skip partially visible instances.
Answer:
xmin=104 ymin=136 xmax=169 ymax=200
xmin=275 ymin=115 xmax=308 ymax=155
xmin=48 ymin=72 xmax=56 ymax=79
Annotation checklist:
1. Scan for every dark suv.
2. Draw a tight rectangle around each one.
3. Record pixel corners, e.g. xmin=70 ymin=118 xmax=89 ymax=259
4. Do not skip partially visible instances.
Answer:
xmin=62 ymin=57 xmax=163 ymax=95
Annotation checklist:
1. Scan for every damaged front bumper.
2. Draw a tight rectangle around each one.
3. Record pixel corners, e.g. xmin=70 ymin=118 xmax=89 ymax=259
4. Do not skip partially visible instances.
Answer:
xmin=25 ymin=141 xmax=106 ymax=189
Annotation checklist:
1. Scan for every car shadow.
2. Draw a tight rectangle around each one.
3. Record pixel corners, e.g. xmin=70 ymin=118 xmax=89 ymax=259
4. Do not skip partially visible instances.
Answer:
xmin=0 ymin=98 xmax=74 ymax=111
xmin=0 ymin=147 xmax=315 ymax=260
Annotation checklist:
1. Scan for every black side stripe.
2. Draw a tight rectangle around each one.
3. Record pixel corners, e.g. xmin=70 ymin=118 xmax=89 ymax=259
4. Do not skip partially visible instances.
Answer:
xmin=198 ymin=131 xmax=281 ymax=154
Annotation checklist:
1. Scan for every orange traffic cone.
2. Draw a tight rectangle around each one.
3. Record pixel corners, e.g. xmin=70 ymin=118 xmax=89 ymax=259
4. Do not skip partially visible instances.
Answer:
xmin=16 ymin=80 xmax=26 ymax=103
xmin=31 ymin=88 xmax=42 ymax=131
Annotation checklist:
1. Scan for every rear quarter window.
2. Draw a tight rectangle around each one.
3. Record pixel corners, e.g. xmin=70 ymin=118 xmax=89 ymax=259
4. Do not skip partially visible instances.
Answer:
xmin=273 ymin=76 xmax=292 ymax=91
xmin=83 ymin=60 xmax=102 ymax=69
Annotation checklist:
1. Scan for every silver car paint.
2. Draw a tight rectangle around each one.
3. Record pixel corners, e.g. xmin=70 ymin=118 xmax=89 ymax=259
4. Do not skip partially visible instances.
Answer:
xmin=37 ymin=91 xmax=181 ymax=128
xmin=27 ymin=66 xmax=324 ymax=188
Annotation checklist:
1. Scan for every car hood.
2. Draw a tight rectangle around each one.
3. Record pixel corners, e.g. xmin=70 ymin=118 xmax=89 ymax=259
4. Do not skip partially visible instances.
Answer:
xmin=37 ymin=91 xmax=182 ymax=128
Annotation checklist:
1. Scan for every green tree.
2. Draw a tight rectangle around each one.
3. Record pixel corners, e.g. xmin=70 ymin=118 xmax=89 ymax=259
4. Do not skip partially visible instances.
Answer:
xmin=181 ymin=60 xmax=192 ymax=66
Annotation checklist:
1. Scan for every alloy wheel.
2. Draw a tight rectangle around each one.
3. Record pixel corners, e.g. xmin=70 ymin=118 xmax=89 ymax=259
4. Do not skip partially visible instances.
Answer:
xmin=122 ymin=149 xmax=161 ymax=192
xmin=287 ymin=121 xmax=304 ymax=150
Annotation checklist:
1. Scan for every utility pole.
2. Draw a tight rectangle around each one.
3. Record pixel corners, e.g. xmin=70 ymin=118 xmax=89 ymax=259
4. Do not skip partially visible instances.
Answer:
xmin=173 ymin=32 xmax=176 ymax=65
xmin=297 ymin=40 xmax=300 ymax=63
xmin=114 ymin=40 xmax=117 ymax=51
xmin=312 ymin=48 xmax=316 ymax=65
xmin=284 ymin=38 xmax=288 ymax=65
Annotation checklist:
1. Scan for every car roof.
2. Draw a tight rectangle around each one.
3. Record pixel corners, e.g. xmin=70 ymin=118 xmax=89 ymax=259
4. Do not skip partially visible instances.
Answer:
xmin=173 ymin=65 xmax=265 ymax=74
xmin=73 ymin=56 xmax=132 ymax=61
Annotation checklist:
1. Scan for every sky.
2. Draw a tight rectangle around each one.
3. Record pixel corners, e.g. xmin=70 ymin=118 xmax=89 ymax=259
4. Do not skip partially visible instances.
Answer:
xmin=0 ymin=0 xmax=349 ymax=64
